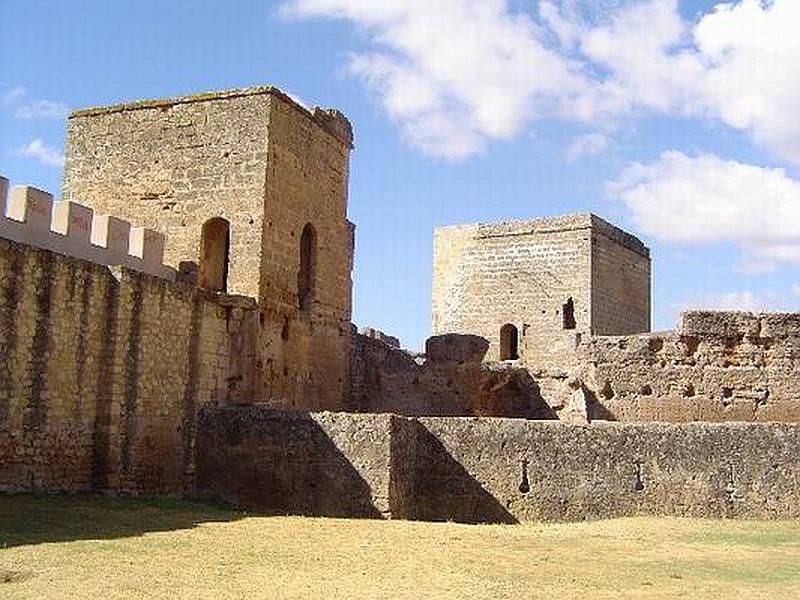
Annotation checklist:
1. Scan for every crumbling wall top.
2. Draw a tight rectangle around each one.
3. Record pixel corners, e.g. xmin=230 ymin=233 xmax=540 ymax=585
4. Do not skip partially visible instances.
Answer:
xmin=679 ymin=310 xmax=800 ymax=338
xmin=68 ymin=85 xmax=354 ymax=148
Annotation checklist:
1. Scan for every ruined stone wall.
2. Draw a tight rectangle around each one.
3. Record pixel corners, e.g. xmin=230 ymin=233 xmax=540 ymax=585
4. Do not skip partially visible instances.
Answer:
xmin=0 ymin=238 xmax=257 ymax=495
xmin=63 ymin=86 xmax=355 ymax=411
xmin=432 ymin=214 xmax=650 ymax=366
xmin=348 ymin=332 xmax=556 ymax=418
xmin=432 ymin=216 xmax=592 ymax=366
xmin=196 ymin=407 xmax=800 ymax=522
xmin=579 ymin=311 xmax=800 ymax=423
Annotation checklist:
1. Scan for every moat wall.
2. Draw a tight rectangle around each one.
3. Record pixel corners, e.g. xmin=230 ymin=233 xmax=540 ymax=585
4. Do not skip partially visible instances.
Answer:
xmin=0 ymin=237 xmax=257 ymax=495
xmin=196 ymin=407 xmax=800 ymax=523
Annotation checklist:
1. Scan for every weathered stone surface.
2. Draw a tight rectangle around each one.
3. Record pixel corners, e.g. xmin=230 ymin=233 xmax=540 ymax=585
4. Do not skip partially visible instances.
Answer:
xmin=0 ymin=237 xmax=257 ymax=495
xmin=63 ymin=85 xmax=355 ymax=412
xmin=576 ymin=310 xmax=800 ymax=422
xmin=432 ymin=214 xmax=651 ymax=366
xmin=349 ymin=333 xmax=554 ymax=418
xmin=360 ymin=326 xmax=400 ymax=348
xmin=425 ymin=333 xmax=489 ymax=364
xmin=197 ymin=407 xmax=800 ymax=523
xmin=195 ymin=406 xmax=391 ymax=517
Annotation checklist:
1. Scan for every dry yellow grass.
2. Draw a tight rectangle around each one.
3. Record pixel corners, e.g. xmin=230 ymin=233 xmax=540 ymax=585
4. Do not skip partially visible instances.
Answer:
xmin=1 ymin=495 xmax=799 ymax=599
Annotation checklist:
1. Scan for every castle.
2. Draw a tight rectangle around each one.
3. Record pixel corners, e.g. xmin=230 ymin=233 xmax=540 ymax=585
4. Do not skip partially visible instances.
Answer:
xmin=1 ymin=86 xmax=799 ymax=523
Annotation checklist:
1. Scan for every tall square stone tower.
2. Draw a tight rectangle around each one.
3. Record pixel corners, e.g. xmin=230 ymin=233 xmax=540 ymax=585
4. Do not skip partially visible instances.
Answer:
xmin=63 ymin=86 xmax=355 ymax=409
xmin=432 ymin=214 xmax=650 ymax=366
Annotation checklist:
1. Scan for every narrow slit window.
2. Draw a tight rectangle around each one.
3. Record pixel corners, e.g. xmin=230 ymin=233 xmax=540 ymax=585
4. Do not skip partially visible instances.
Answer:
xmin=298 ymin=223 xmax=316 ymax=311
xmin=563 ymin=297 xmax=576 ymax=330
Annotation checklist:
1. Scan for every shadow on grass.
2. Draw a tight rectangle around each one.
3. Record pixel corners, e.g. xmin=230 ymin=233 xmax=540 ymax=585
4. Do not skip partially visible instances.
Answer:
xmin=0 ymin=494 xmax=246 ymax=549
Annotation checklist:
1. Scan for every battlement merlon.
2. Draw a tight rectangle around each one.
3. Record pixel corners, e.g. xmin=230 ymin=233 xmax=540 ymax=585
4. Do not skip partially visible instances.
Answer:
xmin=68 ymin=85 xmax=355 ymax=149
xmin=0 ymin=176 xmax=175 ymax=280
xmin=435 ymin=213 xmax=650 ymax=259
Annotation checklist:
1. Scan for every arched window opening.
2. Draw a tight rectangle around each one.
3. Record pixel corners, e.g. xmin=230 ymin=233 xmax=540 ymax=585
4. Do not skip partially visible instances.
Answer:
xmin=500 ymin=324 xmax=519 ymax=361
xmin=199 ymin=217 xmax=230 ymax=292
xmin=298 ymin=223 xmax=316 ymax=311
xmin=563 ymin=297 xmax=576 ymax=330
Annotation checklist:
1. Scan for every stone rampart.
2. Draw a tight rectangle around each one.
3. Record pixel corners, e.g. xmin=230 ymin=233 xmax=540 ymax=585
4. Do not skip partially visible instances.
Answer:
xmin=0 ymin=236 xmax=257 ymax=495
xmin=0 ymin=176 xmax=174 ymax=280
xmin=195 ymin=407 xmax=800 ymax=522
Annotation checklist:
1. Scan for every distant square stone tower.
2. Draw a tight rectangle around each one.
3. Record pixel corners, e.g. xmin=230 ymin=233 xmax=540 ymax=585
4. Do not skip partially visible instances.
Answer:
xmin=63 ymin=86 xmax=355 ymax=409
xmin=432 ymin=214 xmax=651 ymax=365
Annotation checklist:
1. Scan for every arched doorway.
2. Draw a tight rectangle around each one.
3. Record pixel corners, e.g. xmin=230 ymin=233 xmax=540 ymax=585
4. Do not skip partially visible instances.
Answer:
xmin=199 ymin=217 xmax=230 ymax=292
xmin=298 ymin=223 xmax=316 ymax=311
xmin=500 ymin=323 xmax=519 ymax=360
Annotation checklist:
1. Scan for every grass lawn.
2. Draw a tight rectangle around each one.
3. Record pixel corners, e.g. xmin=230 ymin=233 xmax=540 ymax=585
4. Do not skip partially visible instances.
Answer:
xmin=1 ymin=495 xmax=799 ymax=599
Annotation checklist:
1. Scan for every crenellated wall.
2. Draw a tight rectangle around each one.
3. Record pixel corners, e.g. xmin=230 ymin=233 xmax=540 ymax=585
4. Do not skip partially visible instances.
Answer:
xmin=0 ymin=236 xmax=258 ymax=495
xmin=0 ymin=176 xmax=174 ymax=280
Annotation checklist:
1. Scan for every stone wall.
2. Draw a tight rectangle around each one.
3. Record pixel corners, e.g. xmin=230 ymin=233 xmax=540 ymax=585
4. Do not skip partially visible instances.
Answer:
xmin=62 ymin=86 xmax=355 ymax=411
xmin=195 ymin=407 xmax=800 ymax=522
xmin=590 ymin=219 xmax=651 ymax=335
xmin=0 ymin=238 xmax=257 ymax=495
xmin=432 ymin=214 xmax=650 ymax=366
xmin=256 ymin=92 xmax=354 ymax=410
xmin=348 ymin=332 xmax=557 ymax=419
xmin=579 ymin=311 xmax=800 ymax=422
xmin=195 ymin=406 xmax=392 ymax=517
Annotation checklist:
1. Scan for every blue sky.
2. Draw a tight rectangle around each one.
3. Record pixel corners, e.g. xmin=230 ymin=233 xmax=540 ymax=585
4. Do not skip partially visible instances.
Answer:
xmin=2 ymin=0 xmax=799 ymax=349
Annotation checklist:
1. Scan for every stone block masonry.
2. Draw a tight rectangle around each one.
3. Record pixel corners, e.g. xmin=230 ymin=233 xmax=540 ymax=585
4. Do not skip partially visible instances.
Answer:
xmin=432 ymin=214 xmax=650 ymax=366
xmin=63 ymin=86 xmax=355 ymax=411
xmin=579 ymin=311 xmax=800 ymax=422
xmin=196 ymin=407 xmax=800 ymax=523
xmin=0 ymin=237 xmax=258 ymax=495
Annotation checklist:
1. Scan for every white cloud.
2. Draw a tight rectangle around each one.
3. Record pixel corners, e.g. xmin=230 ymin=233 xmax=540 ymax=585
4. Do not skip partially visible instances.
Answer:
xmin=0 ymin=85 xmax=69 ymax=120
xmin=17 ymin=139 xmax=65 ymax=168
xmin=1 ymin=85 xmax=27 ymax=106
xmin=608 ymin=151 xmax=800 ymax=265
xmin=281 ymin=0 xmax=583 ymax=158
xmin=280 ymin=0 xmax=800 ymax=164
xmin=565 ymin=132 xmax=609 ymax=161
xmin=695 ymin=0 xmax=800 ymax=166
xmin=15 ymin=99 xmax=69 ymax=120
xmin=680 ymin=288 xmax=800 ymax=314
